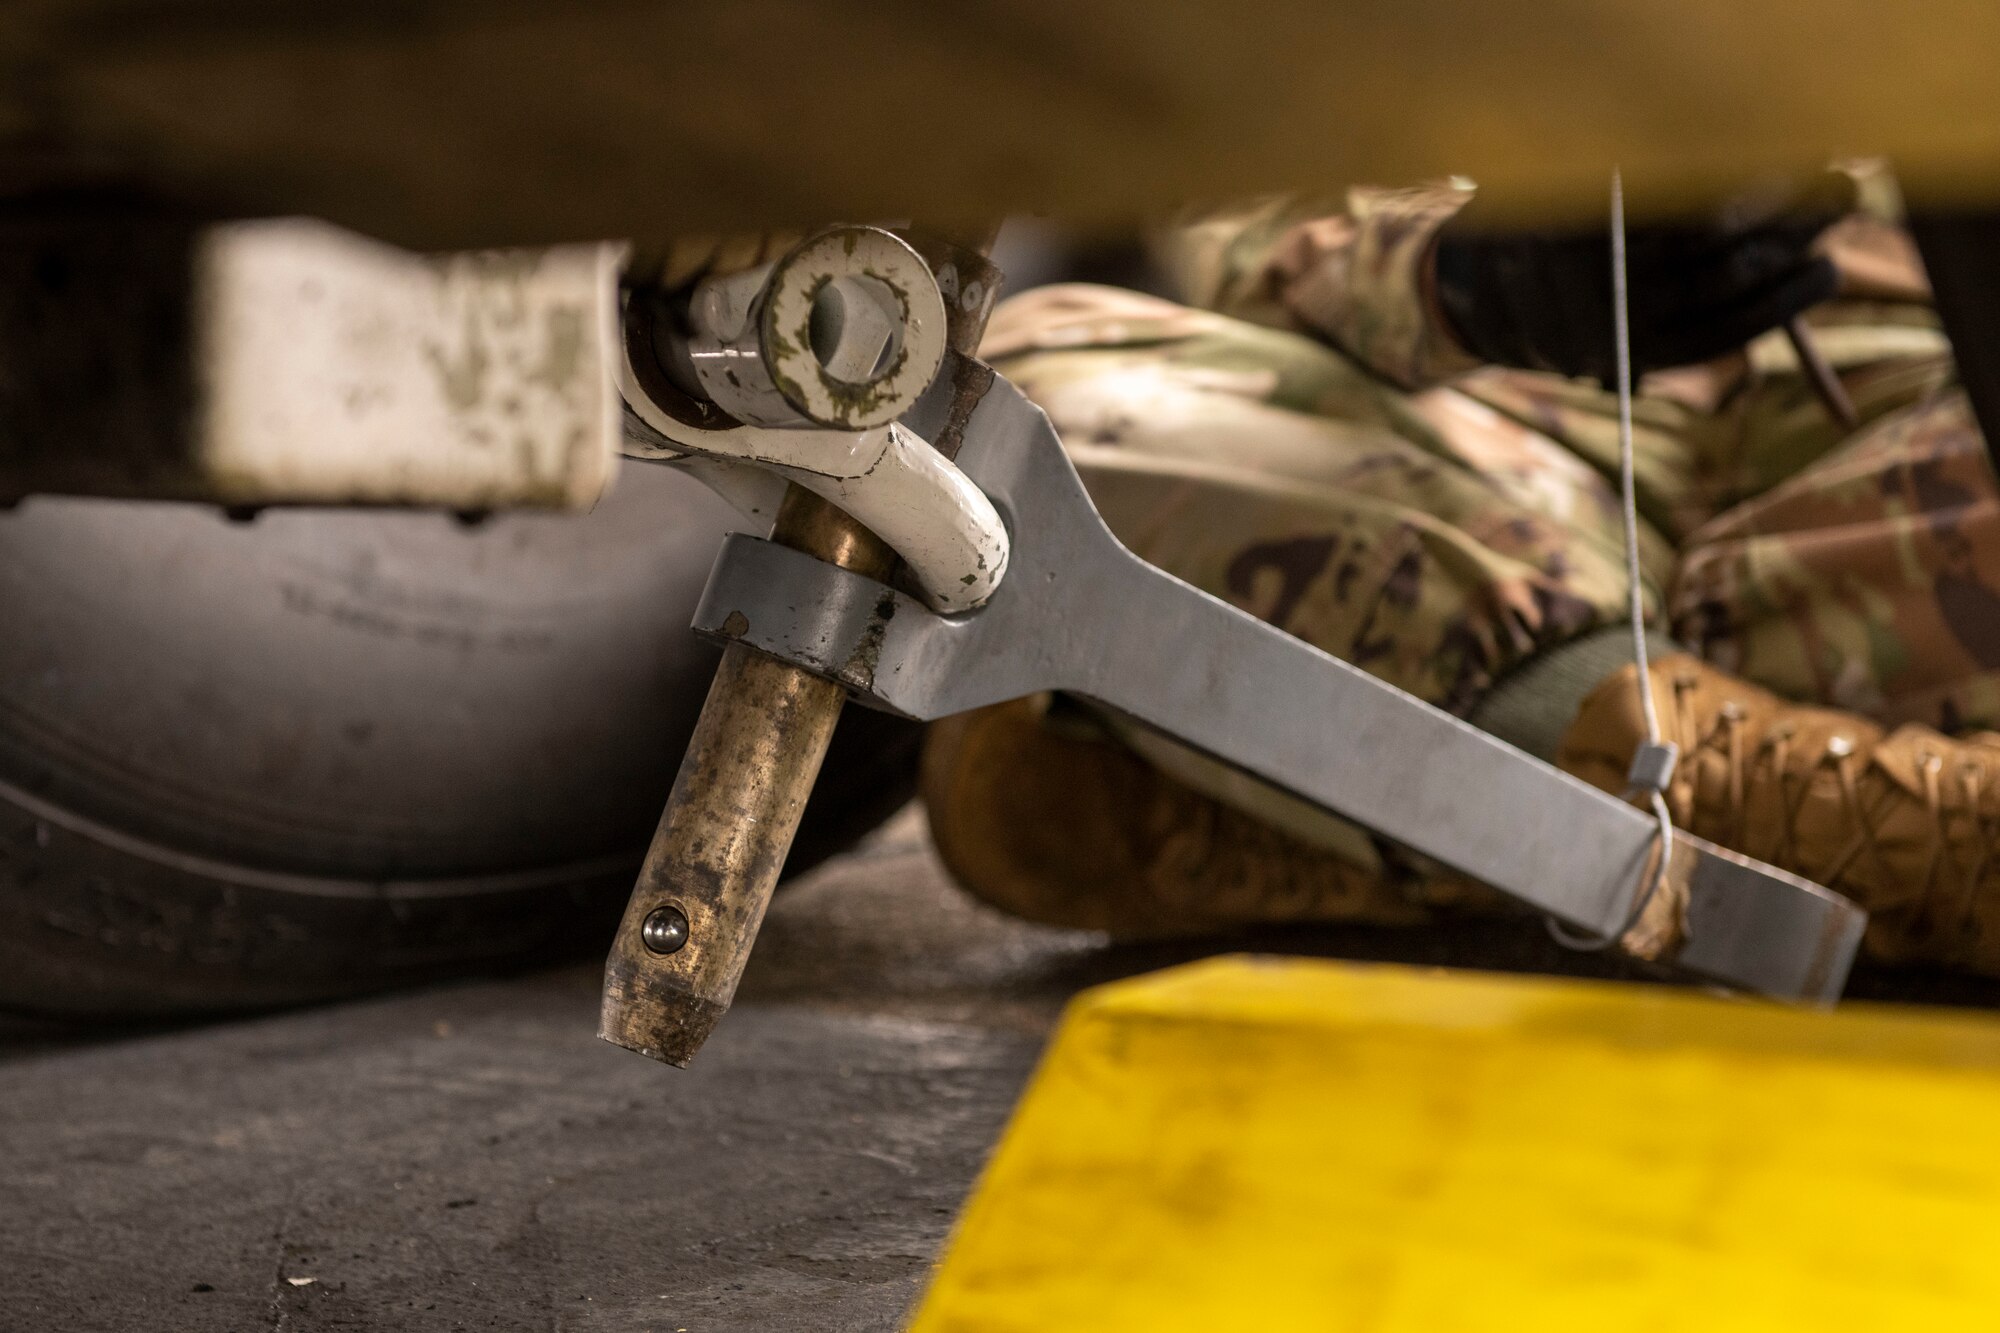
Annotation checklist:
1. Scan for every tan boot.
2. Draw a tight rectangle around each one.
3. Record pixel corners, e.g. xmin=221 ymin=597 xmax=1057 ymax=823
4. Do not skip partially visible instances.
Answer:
xmin=1560 ymin=654 xmax=2000 ymax=974
xmin=921 ymin=696 xmax=1485 ymax=936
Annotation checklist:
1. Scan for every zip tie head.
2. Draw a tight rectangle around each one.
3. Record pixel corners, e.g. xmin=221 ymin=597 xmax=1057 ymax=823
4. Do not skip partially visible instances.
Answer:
xmin=1626 ymin=740 xmax=1679 ymax=797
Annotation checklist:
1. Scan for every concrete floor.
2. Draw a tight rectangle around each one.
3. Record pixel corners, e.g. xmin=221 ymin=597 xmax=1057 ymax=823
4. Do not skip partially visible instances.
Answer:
xmin=0 ymin=810 xmax=1104 ymax=1332
xmin=7 ymin=808 xmax=1999 ymax=1332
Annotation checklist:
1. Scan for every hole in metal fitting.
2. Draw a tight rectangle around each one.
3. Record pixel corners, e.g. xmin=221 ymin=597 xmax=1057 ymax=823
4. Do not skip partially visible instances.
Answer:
xmin=808 ymin=275 xmax=902 ymax=383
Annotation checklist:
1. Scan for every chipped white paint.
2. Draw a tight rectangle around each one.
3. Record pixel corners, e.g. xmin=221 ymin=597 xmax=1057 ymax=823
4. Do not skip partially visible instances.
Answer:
xmin=757 ymin=228 xmax=947 ymax=430
xmin=197 ymin=220 xmax=622 ymax=509
xmin=620 ymin=344 xmax=1009 ymax=613
xmin=684 ymin=227 xmax=947 ymax=432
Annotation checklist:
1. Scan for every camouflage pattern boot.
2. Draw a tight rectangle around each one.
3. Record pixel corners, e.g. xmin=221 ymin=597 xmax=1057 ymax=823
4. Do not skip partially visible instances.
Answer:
xmin=1560 ymin=654 xmax=2000 ymax=975
xmin=921 ymin=695 xmax=1493 ymax=936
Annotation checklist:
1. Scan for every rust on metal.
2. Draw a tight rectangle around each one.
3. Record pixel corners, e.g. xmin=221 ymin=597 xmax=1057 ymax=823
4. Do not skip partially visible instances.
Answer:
xmin=900 ymin=229 xmax=1003 ymax=463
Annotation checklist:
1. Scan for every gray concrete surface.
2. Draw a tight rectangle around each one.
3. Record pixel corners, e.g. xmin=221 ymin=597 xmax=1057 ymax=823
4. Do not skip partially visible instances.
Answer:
xmin=6 ymin=807 xmax=1997 ymax=1332
xmin=0 ymin=812 xmax=1075 ymax=1333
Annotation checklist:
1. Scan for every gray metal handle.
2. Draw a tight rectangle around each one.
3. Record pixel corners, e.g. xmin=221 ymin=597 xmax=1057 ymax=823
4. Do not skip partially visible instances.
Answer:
xmin=692 ymin=373 xmax=1865 ymax=1002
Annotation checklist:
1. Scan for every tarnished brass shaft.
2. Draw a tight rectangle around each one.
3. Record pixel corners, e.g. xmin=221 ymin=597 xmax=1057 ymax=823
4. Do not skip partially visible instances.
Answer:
xmin=602 ymin=229 xmax=1000 ymax=1067
xmin=600 ymin=489 xmax=893 ymax=1065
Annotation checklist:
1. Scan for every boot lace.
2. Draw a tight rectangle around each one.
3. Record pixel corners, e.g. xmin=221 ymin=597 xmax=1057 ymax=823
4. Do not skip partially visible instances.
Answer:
xmin=1668 ymin=670 xmax=2000 ymax=951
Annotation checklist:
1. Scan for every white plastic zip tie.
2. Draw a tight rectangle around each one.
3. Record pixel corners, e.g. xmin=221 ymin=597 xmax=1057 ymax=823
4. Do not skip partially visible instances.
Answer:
xmin=1550 ymin=169 xmax=1679 ymax=951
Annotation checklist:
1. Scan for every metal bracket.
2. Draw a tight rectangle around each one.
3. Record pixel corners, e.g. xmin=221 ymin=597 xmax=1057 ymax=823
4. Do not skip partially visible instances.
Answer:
xmin=618 ymin=226 xmax=1009 ymax=613
xmin=689 ymin=368 xmax=1866 ymax=1003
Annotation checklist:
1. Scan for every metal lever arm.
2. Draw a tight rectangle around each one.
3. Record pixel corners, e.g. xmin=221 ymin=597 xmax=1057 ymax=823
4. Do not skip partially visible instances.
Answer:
xmin=601 ymin=226 xmax=1004 ymax=1067
xmin=693 ymin=371 xmax=1867 ymax=1003
xmin=600 ymin=489 xmax=891 ymax=1066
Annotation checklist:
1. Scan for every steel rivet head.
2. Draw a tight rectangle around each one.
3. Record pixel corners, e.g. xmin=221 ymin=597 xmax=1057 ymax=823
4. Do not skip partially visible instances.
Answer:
xmin=640 ymin=905 xmax=690 ymax=956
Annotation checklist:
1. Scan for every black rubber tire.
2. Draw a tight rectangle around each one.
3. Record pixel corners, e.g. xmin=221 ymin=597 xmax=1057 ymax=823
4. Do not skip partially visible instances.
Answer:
xmin=0 ymin=462 xmax=921 ymax=1019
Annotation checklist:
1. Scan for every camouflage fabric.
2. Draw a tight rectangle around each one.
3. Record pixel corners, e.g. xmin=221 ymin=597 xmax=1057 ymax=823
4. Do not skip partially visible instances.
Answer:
xmin=985 ymin=283 xmax=1654 ymax=717
xmin=984 ymin=186 xmax=1973 ymax=736
xmin=1158 ymin=183 xmax=1482 ymax=389
xmin=940 ymin=176 xmax=2000 ymax=931
xmin=1673 ymin=388 xmax=2000 ymax=733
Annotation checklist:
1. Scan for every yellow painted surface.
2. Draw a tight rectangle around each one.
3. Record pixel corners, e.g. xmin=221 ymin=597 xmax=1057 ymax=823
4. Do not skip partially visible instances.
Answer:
xmin=911 ymin=958 xmax=2000 ymax=1332
xmin=31 ymin=1 xmax=2000 ymax=248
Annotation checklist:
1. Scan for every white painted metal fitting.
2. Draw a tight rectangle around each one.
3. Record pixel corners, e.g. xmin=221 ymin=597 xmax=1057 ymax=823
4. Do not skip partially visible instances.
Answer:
xmin=620 ymin=357 xmax=1008 ymax=614
xmin=687 ymin=227 xmax=947 ymax=431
